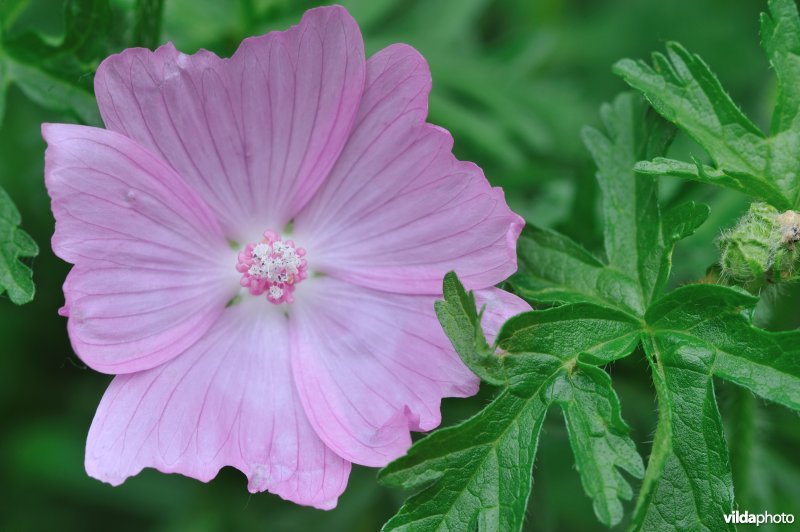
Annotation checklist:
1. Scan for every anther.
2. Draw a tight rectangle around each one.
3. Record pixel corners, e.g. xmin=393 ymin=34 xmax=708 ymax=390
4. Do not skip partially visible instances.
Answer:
xmin=235 ymin=230 xmax=308 ymax=304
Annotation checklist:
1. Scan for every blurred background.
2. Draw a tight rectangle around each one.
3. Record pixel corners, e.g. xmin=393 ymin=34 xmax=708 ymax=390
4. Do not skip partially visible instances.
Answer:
xmin=1 ymin=0 xmax=798 ymax=530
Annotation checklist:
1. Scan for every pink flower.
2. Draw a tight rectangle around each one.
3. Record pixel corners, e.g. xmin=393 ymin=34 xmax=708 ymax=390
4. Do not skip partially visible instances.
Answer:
xmin=43 ymin=5 xmax=527 ymax=509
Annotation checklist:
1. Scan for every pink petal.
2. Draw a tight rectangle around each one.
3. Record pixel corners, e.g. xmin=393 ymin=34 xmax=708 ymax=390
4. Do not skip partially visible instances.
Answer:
xmin=94 ymin=6 xmax=366 ymax=238
xmin=290 ymin=277 xmax=530 ymax=467
xmin=474 ymin=286 xmax=534 ymax=340
xmin=43 ymin=123 xmax=234 ymax=373
xmin=294 ymin=44 xmax=523 ymax=294
xmin=86 ymin=302 xmax=350 ymax=510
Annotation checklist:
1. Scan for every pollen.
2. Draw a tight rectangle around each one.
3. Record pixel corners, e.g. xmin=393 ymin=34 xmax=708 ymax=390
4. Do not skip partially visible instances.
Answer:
xmin=235 ymin=230 xmax=308 ymax=304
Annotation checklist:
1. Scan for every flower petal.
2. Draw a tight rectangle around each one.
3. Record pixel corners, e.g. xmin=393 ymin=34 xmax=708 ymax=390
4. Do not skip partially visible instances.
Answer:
xmin=94 ymin=5 xmax=366 ymax=238
xmin=474 ymin=286 xmax=534 ymax=339
xmin=295 ymin=44 xmax=523 ymax=294
xmin=290 ymin=277 xmax=530 ymax=467
xmin=86 ymin=302 xmax=350 ymax=510
xmin=43 ymin=123 xmax=234 ymax=373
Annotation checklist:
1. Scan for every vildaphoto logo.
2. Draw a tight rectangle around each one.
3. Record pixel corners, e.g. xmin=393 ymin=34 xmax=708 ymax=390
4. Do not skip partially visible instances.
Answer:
xmin=724 ymin=510 xmax=795 ymax=526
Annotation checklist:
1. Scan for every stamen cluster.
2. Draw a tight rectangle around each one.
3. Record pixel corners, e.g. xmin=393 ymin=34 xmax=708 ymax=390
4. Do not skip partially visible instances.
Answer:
xmin=236 ymin=230 xmax=308 ymax=304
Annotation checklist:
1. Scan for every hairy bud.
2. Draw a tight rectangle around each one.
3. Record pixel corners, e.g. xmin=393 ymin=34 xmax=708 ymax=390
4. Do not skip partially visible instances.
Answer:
xmin=718 ymin=203 xmax=800 ymax=290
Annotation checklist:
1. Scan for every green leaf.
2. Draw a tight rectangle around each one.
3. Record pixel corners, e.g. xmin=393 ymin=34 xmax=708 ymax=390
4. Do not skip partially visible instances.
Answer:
xmin=435 ymin=271 xmax=504 ymax=385
xmin=761 ymin=0 xmax=800 ymax=134
xmin=0 ymin=0 xmax=115 ymax=126
xmin=3 ymin=54 xmax=100 ymax=124
xmin=661 ymin=200 xmax=710 ymax=247
xmin=511 ymin=224 xmax=642 ymax=314
xmin=497 ymin=303 xmax=640 ymax=365
xmin=613 ymin=43 xmax=764 ymax=165
xmin=513 ymin=93 xmax=692 ymax=317
xmin=635 ymin=157 xmax=791 ymax=210
xmin=380 ymin=275 xmax=643 ymax=531
xmin=378 ymin=368 xmax=552 ymax=532
xmin=620 ymin=282 xmax=800 ymax=529
xmin=379 ymin=276 xmax=556 ymax=532
xmin=384 ymin=88 xmax=766 ymax=531
xmin=635 ymin=332 xmax=734 ymax=531
xmin=647 ymin=284 xmax=800 ymax=411
xmin=629 ymin=283 xmax=800 ymax=527
xmin=582 ymin=92 xmax=675 ymax=308
xmin=0 ymin=185 xmax=37 ymax=304
xmin=554 ymin=362 xmax=645 ymax=527
xmin=616 ymin=0 xmax=800 ymax=209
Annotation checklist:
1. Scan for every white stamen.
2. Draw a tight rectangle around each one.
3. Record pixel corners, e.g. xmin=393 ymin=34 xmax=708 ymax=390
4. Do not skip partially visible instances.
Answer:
xmin=269 ymin=285 xmax=284 ymax=299
xmin=236 ymin=231 xmax=309 ymax=304
xmin=249 ymin=241 xmax=302 ymax=282
xmin=252 ymin=243 xmax=271 ymax=259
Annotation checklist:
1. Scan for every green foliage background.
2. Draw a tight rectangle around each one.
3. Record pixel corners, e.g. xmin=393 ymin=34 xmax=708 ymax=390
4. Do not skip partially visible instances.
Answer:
xmin=0 ymin=0 xmax=798 ymax=530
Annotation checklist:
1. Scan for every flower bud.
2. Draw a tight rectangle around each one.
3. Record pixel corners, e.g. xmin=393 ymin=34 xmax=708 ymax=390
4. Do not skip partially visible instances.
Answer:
xmin=718 ymin=202 xmax=800 ymax=290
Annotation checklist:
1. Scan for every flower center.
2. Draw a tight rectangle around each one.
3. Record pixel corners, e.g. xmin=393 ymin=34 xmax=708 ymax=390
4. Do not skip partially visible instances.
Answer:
xmin=235 ymin=230 xmax=308 ymax=304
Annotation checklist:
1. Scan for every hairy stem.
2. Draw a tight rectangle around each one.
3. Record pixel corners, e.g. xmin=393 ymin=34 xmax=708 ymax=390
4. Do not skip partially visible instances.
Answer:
xmin=630 ymin=335 xmax=671 ymax=531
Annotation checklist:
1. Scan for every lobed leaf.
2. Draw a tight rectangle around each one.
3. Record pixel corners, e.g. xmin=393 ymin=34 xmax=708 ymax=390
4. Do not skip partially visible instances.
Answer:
xmin=554 ymin=362 xmax=645 ymax=527
xmin=378 ymin=367 xmax=553 ymax=532
xmin=383 ymin=79 xmax=790 ymax=530
xmin=497 ymin=303 xmax=640 ymax=365
xmin=616 ymin=0 xmax=800 ymax=209
xmin=635 ymin=157 xmax=789 ymax=210
xmin=660 ymin=200 xmax=710 ymax=249
xmin=635 ymin=333 xmax=734 ymax=531
xmin=511 ymin=224 xmax=642 ymax=314
xmin=435 ymin=271 xmax=504 ymax=385
xmin=0 ymin=185 xmax=37 ymax=304
xmin=583 ymin=92 xmax=675 ymax=308
xmin=380 ymin=275 xmax=643 ymax=531
xmin=380 ymin=274 xmax=559 ymax=531
xmin=647 ymin=284 xmax=800 ymax=411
